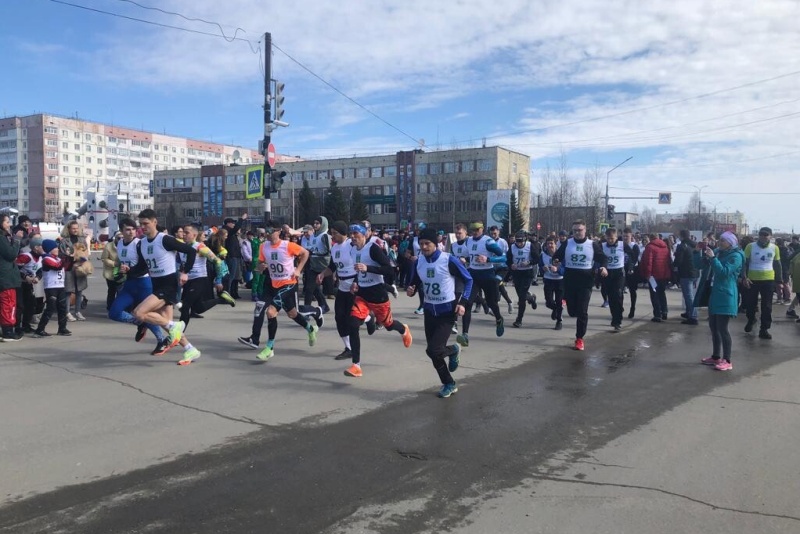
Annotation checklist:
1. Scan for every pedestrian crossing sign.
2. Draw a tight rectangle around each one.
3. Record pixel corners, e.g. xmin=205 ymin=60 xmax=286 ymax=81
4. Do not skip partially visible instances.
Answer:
xmin=658 ymin=192 xmax=672 ymax=204
xmin=246 ymin=166 xmax=264 ymax=199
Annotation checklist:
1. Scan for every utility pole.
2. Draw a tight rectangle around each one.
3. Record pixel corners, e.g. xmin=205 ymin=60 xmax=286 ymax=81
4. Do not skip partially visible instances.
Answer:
xmin=262 ymin=32 xmax=273 ymax=224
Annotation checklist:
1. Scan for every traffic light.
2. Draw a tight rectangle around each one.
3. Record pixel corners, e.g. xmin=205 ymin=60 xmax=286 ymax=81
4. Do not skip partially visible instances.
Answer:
xmin=607 ymin=204 xmax=615 ymax=220
xmin=274 ymin=81 xmax=285 ymax=122
xmin=269 ymin=170 xmax=287 ymax=193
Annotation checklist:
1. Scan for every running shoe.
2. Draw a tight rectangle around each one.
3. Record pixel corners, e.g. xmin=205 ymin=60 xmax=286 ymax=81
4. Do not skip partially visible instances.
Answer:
xmin=507 ymin=302 xmax=514 ymax=314
xmin=168 ymin=321 xmax=185 ymax=346
xmin=321 ymin=304 xmax=331 ymax=314
xmin=456 ymin=333 xmax=469 ymax=347
xmin=451 ymin=323 xmax=458 ymax=335
xmin=344 ymin=364 xmax=362 ymax=377
xmin=554 ymin=321 xmax=563 ymax=330
xmin=151 ymin=339 xmax=170 ymax=356
xmin=57 ymin=329 xmax=72 ymax=336
xmin=438 ymin=382 xmax=458 ymax=398
xmin=495 ymin=317 xmax=504 ymax=337
xmin=700 ymin=357 xmax=720 ymax=366
xmin=613 ymin=324 xmax=622 ymax=332
xmin=414 ymin=307 xmax=424 ymax=315
xmin=714 ymin=360 xmax=732 ymax=371
xmin=314 ymin=307 xmax=325 ymax=328
xmin=237 ymin=336 xmax=259 ymax=350
xmin=512 ymin=320 xmax=522 ymax=328
xmin=256 ymin=346 xmax=274 ymax=361
xmin=601 ymin=300 xmax=609 ymax=308
xmin=135 ymin=323 xmax=147 ymax=343
xmin=786 ymin=309 xmax=798 ymax=318
xmin=574 ymin=338 xmax=585 ymax=351
xmin=390 ymin=285 xmax=399 ymax=299
xmin=527 ymin=294 xmax=538 ymax=310
xmin=177 ymin=347 xmax=201 ymax=366
xmin=75 ymin=312 xmax=86 ymax=321
xmin=448 ymin=344 xmax=461 ymax=372
xmin=175 ymin=301 xmax=183 ymax=310
xmin=219 ymin=291 xmax=236 ymax=307
xmin=307 ymin=323 xmax=319 ymax=347
xmin=66 ymin=313 xmax=76 ymax=322
xmin=401 ymin=324 xmax=413 ymax=348
xmin=32 ymin=330 xmax=50 ymax=338
xmin=366 ymin=315 xmax=376 ymax=335
xmin=334 ymin=348 xmax=352 ymax=360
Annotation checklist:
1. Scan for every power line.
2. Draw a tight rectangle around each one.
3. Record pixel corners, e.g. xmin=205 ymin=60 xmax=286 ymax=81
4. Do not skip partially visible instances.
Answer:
xmin=609 ymin=186 xmax=800 ymax=195
xmin=45 ymin=0 xmax=421 ymax=147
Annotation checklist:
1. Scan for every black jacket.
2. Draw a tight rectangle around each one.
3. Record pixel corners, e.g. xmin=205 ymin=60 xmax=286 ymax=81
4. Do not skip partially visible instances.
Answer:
xmin=224 ymin=219 xmax=244 ymax=259
xmin=674 ymin=240 xmax=699 ymax=279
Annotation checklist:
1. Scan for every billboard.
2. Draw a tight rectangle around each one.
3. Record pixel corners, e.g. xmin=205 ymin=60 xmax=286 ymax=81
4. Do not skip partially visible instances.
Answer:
xmin=486 ymin=189 xmax=511 ymax=228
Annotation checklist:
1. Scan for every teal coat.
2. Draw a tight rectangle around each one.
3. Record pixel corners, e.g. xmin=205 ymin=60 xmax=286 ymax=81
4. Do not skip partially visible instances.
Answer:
xmin=694 ymin=246 xmax=745 ymax=316
xmin=0 ymin=234 xmax=21 ymax=291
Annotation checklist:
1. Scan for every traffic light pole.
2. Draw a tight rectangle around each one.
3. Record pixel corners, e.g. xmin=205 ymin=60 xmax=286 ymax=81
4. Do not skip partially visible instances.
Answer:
xmin=262 ymin=32 xmax=273 ymax=224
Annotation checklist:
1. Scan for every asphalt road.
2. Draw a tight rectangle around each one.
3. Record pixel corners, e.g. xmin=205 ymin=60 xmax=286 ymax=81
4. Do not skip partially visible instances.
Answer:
xmin=0 ymin=271 xmax=798 ymax=533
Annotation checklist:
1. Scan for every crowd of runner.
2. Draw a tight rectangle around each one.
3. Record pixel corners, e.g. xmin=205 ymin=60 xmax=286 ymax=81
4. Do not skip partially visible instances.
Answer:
xmin=1 ymin=211 xmax=798 ymax=397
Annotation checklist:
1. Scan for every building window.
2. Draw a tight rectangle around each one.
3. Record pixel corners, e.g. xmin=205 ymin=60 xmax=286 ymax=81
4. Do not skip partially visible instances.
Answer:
xmin=370 ymin=167 xmax=382 ymax=178
xmin=62 ymin=166 xmax=69 ymax=172
xmin=47 ymin=163 xmax=58 ymax=170
xmin=478 ymin=159 xmax=493 ymax=171
xmin=385 ymin=203 xmax=397 ymax=214
xmin=356 ymin=168 xmax=369 ymax=179
xmin=318 ymin=170 xmax=329 ymax=180
xmin=385 ymin=185 xmax=396 ymax=195
xmin=512 ymin=162 xmax=517 ymax=174
xmin=384 ymin=166 xmax=397 ymax=177
xmin=46 ymin=139 xmax=57 ymax=147
xmin=44 ymin=127 xmax=58 ymax=135
xmin=429 ymin=183 xmax=438 ymax=194
xmin=416 ymin=183 xmax=428 ymax=194
xmin=304 ymin=171 xmax=315 ymax=180
xmin=62 ymin=142 xmax=69 ymax=149
xmin=416 ymin=202 xmax=428 ymax=213
xmin=332 ymin=169 xmax=343 ymax=179
xmin=344 ymin=168 xmax=355 ymax=179
xmin=444 ymin=162 xmax=458 ymax=173
xmin=415 ymin=163 xmax=427 ymax=176
xmin=372 ymin=186 xmax=383 ymax=195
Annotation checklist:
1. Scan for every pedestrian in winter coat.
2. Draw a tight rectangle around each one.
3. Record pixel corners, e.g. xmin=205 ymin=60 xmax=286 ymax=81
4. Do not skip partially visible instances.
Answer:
xmin=0 ymin=214 xmax=22 ymax=340
xmin=694 ymin=232 xmax=745 ymax=371
xmin=639 ymin=234 xmax=673 ymax=321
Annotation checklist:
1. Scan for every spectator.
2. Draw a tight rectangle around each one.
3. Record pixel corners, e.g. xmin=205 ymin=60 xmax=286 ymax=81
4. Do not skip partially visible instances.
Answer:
xmin=222 ymin=214 xmax=247 ymax=299
xmin=60 ymin=220 xmax=89 ymax=321
xmin=12 ymin=215 xmax=33 ymax=250
xmin=241 ymin=231 xmax=253 ymax=288
xmin=101 ymin=232 xmax=123 ymax=310
xmin=0 ymin=214 xmax=22 ymax=341
xmin=674 ymin=229 xmax=700 ymax=325
xmin=696 ymin=232 xmax=745 ymax=371
xmin=639 ymin=233 xmax=673 ymax=322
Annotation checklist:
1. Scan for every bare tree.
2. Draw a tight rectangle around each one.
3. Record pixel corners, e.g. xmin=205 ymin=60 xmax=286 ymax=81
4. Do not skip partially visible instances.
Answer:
xmin=581 ymin=165 xmax=603 ymax=231
xmin=639 ymin=206 xmax=657 ymax=233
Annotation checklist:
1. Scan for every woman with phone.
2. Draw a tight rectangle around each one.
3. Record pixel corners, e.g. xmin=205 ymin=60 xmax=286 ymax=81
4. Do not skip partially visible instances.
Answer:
xmin=694 ymin=232 xmax=745 ymax=371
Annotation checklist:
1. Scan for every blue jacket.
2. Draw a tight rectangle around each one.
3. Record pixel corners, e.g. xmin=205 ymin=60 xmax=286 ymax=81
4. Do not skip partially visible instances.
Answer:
xmin=694 ymin=246 xmax=745 ymax=316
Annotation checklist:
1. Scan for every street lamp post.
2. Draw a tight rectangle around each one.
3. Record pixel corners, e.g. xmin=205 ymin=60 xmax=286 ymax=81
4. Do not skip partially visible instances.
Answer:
xmin=605 ymin=156 xmax=633 ymax=222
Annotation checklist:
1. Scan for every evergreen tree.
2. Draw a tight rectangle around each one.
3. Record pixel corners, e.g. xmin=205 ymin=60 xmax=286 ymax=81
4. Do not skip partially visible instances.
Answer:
xmin=510 ymin=189 xmax=527 ymax=234
xmin=350 ymin=187 xmax=369 ymax=222
xmin=298 ymin=179 xmax=316 ymax=226
xmin=325 ymin=179 xmax=349 ymax=223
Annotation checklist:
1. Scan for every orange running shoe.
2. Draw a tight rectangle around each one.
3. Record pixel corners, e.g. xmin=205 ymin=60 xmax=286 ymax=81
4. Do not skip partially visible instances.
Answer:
xmin=401 ymin=324 xmax=413 ymax=348
xmin=344 ymin=364 xmax=362 ymax=377
xmin=574 ymin=338 xmax=585 ymax=351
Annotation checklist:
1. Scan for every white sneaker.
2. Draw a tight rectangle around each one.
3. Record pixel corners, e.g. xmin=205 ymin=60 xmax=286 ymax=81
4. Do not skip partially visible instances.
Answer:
xmin=414 ymin=307 xmax=424 ymax=315
xmin=66 ymin=312 xmax=76 ymax=322
xmin=75 ymin=312 xmax=86 ymax=321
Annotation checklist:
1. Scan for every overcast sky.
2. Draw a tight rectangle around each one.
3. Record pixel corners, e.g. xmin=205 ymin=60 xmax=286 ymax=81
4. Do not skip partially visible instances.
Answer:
xmin=2 ymin=0 xmax=799 ymax=232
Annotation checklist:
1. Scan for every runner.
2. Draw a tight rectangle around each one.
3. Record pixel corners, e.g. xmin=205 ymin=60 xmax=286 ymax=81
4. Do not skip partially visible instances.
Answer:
xmin=121 ymin=209 xmax=200 ymax=365
xmin=108 ymin=218 xmax=169 ymax=355
xmin=552 ymin=219 xmax=607 ymax=350
xmin=177 ymin=223 xmax=236 ymax=329
xmin=622 ymin=228 xmax=641 ymax=319
xmin=456 ymin=222 xmax=506 ymax=347
xmin=404 ymin=227 xmax=426 ymax=315
xmin=489 ymin=226 xmax=514 ymax=314
xmin=243 ymin=222 xmax=319 ymax=361
xmin=449 ymin=223 xmax=470 ymax=335
xmin=508 ymin=230 xmax=539 ymax=328
xmin=406 ymin=227 xmax=472 ymax=398
xmin=343 ymin=223 xmax=412 ymax=378
xmin=315 ymin=220 xmax=360 ymax=361
xmin=600 ymin=227 xmax=627 ymax=331
xmin=540 ymin=236 xmax=565 ymax=330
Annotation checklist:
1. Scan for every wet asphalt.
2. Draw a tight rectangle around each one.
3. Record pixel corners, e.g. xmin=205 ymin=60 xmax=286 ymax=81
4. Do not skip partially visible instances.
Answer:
xmin=0 ymin=316 xmax=797 ymax=534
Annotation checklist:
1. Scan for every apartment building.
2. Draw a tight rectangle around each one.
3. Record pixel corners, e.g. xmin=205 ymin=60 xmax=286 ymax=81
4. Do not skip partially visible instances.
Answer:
xmin=0 ymin=113 xmax=262 ymax=222
xmin=153 ymin=146 xmax=530 ymax=231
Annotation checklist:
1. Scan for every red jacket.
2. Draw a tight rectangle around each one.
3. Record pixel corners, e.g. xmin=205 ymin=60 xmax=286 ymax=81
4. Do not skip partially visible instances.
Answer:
xmin=639 ymin=238 xmax=672 ymax=281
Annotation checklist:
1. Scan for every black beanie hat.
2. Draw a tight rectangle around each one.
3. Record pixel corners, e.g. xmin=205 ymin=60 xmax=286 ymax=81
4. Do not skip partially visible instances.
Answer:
xmin=331 ymin=220 xmax=348 ymax=235
xmin=418 ymin=228 xmax=439 ymax=243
